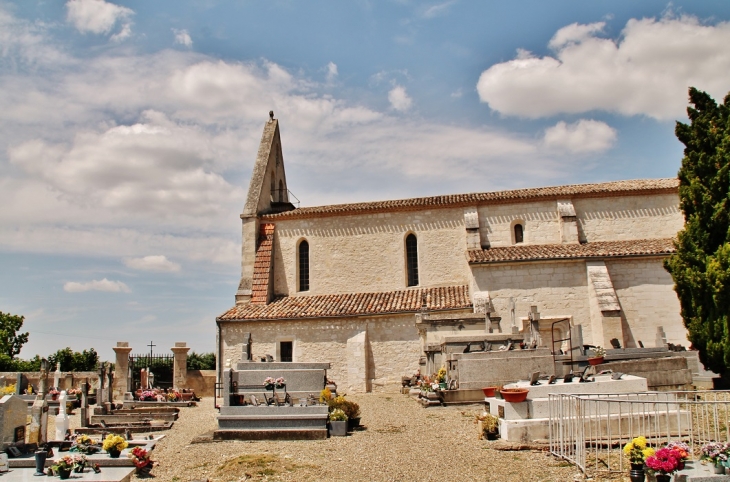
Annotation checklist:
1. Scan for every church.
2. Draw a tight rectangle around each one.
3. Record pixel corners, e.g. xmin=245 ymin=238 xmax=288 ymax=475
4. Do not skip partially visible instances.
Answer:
xmin=215 ymin=113 xmax=687 ymax=393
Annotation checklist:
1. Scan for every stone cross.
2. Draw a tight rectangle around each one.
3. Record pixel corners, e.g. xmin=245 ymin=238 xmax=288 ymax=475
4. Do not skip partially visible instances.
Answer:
xmin=28 ymin=362 xmax=49 ymax=446
xmin=98 ymin=363 xmax=109 ymax=405
xmin=37 ymin=359 xmax=49 ymax=399
xmin=79 ymin=383 xmax=89 ymax=428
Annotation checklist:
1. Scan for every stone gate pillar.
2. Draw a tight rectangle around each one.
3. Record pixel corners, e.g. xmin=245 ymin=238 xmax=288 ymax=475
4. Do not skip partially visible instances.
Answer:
xmin=112 ymin=342 xmax=133 ymax=401
xmin=171 ymin=342 xmax=190 ymax=389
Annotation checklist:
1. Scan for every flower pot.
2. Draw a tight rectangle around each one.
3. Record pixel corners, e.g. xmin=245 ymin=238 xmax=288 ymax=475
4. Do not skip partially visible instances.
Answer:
xmin=74 ymin=462 xmax=85 ymax=473
xmin=329 ymin=420 xmax=347 ymax=437
xmin=34 ymin=450 xmax=47 ymax=476
xmin=136 ymin=465 xmax=152 ymax=476
xmin=482 ymin=387 xmax=497 ymax=398
xmin=57 ymin=468 xmax=72 ymax=480
xmin=485 ymin=431 xmax=499 ymax=441
xmin=629 ymin=464 xmax=645 ymax=482
xmin=499 ymin=388 xmax=529 ymax=403
xmin=347 ymin=417 xmax=361 ymax=430
xmin=655 ymin=474 xmax=671 ymax=482
xmin=438 ymin=382 xmax=447 ymax=390
xmin=714 ymin=463 xmax=726 ymax=474
xmin=588 ymin=356 xmax=604 ymax=366
xmin=107 ymin=449 xmax=121 ymax=458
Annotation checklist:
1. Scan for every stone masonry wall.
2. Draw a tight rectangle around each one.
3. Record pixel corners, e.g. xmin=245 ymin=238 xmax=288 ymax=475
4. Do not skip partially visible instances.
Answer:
xmin=574 ymin=193 xmax=682 ymax=242
xmin=271 ymin=207 xmax=470 ymax=296
xmin=472 ymin=260 xmax=594 ymax=343
xmin=478 ymin=200 xmax=561 ymax=247
xmin=607 ymin=257 xmax=688 ymax=347
xmin=221 ymin=314 xmax=422 ymax=393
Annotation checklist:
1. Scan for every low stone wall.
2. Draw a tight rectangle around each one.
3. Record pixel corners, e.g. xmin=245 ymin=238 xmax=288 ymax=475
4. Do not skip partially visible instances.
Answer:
xmin=600 ymin=356 xmax=693 ymax=391
xmin=450 ymin=348 xmax=556 ymax=389
xmin=185 ymin=370 xmax=216 ymax=397
xmin=0 ymin=371 xmax=100 ymax=393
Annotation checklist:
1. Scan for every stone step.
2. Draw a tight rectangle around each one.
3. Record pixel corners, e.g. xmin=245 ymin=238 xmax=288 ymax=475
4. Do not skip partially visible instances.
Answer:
xmin=213 ymin=428 xmax=328 ymax=441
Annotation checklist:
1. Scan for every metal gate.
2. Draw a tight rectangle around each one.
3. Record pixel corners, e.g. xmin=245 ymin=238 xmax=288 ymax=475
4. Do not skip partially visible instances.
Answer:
xmin=129 ymin=353 xmax=174 ymax=390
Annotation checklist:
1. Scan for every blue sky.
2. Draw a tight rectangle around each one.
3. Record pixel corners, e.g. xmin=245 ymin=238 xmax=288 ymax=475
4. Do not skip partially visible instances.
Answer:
xmin=1 ymin=0 xmax=730 ymax=361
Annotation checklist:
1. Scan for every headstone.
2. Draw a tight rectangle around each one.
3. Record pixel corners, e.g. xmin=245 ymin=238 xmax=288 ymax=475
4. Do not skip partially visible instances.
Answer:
xmin=610 ymin=338 xmax=622 ymax=349
xmin=28 ymin=359 xmax=50 ymax=445
xmin=54 ymin=391 xmax=69 ymax=440
xmin=98 ymin=363 xmax=108 ymax=405
xmin=106 ymin=368 xmax=114 ymax=402
xmin=1 ymin=395 xmax=28 ymax=449
xmin=529 ymin=371 xmax=541 ymax=386
xmin=655 ymin=326 xmax=668 ymax=348
xmin=241 ymin=333 xmax=252 ymax=362
xmin=80 ymin=383 xmax=89 ymax=428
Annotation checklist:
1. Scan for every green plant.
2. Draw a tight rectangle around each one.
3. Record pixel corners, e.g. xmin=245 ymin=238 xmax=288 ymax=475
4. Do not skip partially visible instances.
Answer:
xmin=51 ymin=455 xmax=75 ymax=472
xmin=476 ymin=412 xmax=499 ymax=439
xmin=327 ymin=395 xmax=360 ymax=419
xmin=0 ymin=311 xmax=29 ymax=358
xmin=329 ymin=408 xmax=347 ymax=421
xmin=435 ymin=366 xmax=447 ymax=383
xmin=591 ymin=346 xmax=606 ymax=358
xmin=665 ymin=87 xmax=730 ymax=376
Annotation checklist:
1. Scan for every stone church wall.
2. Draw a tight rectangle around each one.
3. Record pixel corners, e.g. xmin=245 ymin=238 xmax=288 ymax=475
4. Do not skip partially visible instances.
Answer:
xmin=607 ymin=257 xmax=687 ymax=347
xmin=574 ymin=193 xmax=682 ymax=242
xmin=271 ymin=207 xmax=470 ymax=296
xmin=478 ymin=200 xmax=562 ymax=247
xmin=221 ymin=314 xmax=423 ymax=393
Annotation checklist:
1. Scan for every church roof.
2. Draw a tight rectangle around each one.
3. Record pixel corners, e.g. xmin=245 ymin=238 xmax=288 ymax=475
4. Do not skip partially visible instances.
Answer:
xmin=261 ymin=178 xmax=678 ymax=220
xmin=467 ymin=238 xmax=675 ymax=264
xmin=218 ymin=285 xmax=471 ymax=321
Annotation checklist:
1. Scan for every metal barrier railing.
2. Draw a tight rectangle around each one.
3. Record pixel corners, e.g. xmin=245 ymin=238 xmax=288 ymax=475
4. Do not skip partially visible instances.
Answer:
xmin=549 ymin=391 xmax=730 ymax=477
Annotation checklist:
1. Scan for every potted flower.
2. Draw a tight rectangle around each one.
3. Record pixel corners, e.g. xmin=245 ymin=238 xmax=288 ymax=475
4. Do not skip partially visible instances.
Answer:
xmin=329 ymin=408 xmax=348 ymax=437
xmin=72 ymin=434 xmax=100 ymax=455
xmin=588 ymin=346 xmax=606 ymax=365
xmin=275 ymin=377 xmax=286 ymax=388
xmin=72 ymin=454 xmax=88 ymax=473
xmin=645 ymin=447 xmax=681 ymax=482
xmin=477 ymin=412 xmax=500 ymax=440
xmin=51 ymin=455 xmax=75 ymax=479
xmin=264 ymin=377 xmax=275 ymax=390
xmin=623 ymin=436 xmax=655 ymax=481
xmin=435 ymin=367 xmax=447 ymax=390
xmin=128 ymin=446 xmax=158 ymax=476
xmin=666 ymin=441 xmax=690 ymax=470
xmin=328 ymin=395 xmax=361 ymax=429
xmin=102 ymin=434 xmax=128 ymax=458
xmin=48 ymin=388 xmax=60 ymax=401
xmin=166 ymin=390 xmax=181 ymax=402
xmin=700 ymin=442 xmax=729 ymax=474
xmin=139 ymin=390 xmax=156 ymax=401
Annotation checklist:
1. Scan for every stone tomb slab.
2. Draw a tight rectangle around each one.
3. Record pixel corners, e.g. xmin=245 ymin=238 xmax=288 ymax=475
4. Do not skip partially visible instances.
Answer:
xmin=0 ymin=467 xmax=135 ymax=482
xmin=0 ymin=395 xmax=28 ymax=449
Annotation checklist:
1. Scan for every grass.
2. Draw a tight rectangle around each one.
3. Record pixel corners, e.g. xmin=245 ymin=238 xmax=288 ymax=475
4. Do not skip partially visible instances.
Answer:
xmin=216 ymin=454 xmax=316 ymax=480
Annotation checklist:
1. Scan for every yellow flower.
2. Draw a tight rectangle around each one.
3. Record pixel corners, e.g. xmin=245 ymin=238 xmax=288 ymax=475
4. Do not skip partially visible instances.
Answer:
xmin=633 ymin=436 xmax=647 ymax=449
xmin=642 ymin=448 xmax=655 ymax=458
xmin=623 ymin=443 xmax=634 ymax=455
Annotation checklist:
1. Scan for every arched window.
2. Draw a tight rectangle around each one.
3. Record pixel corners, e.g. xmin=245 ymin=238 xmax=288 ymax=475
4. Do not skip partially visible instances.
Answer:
xmin=514 ymin=223 xmax=524 ymax=244
xmin=298 ymin=240 xmax=309 ymax=292
xmin=405 ymin=233 xmax=419 ymax=287
xmin=278 ymin=180 xmax=285 ymax=202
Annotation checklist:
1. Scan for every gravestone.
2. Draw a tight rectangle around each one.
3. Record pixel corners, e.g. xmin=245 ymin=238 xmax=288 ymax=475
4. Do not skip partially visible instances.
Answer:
xmin=28 ymin=359 xmax=50 ymax=445
xmin=79 ymin=383 xmax=89 ymax=427
xmin=241 ymin=333 xmax=252 ymax=362
xmin=0 ymin=395 xmax=27 ymax=449
xmin=54 ymin=391 xmax=69 ymax=440
xmin=98 ymin=363 xmax=109 ymax=405
xmin=53 ymin=363 xmax=61 ymax=389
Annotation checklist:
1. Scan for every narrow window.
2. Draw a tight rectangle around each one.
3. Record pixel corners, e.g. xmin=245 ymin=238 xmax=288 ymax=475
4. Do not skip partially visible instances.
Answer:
xmin=270 ymin=174 xmax=275 ymax=201
xmin=406 ymin=233 xmax=419 ymax=287
xmin=514 ymin=223 xmax=524 ymax=244
xmin=279 ymin=341 xmax=293 ymax=362
xmin=278 ymin=180 xmax=285 ymax=202
xmin=298 ymin=240 xmax=309 ymax=291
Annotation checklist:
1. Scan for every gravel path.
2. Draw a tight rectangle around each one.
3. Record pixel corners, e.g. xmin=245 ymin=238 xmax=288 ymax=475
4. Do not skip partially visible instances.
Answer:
xmin=140 ymin=393 xmax=579 ymax=482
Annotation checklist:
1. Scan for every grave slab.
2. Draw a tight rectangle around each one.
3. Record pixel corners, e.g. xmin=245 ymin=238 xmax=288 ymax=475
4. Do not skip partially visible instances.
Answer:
xmin=0 ymin=395 xmax=28 ymax=449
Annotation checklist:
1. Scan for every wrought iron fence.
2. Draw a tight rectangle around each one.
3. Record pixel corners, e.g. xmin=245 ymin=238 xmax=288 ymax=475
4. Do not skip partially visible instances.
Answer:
xmin=549 ymin=390 xmax=730 ymax=477
xmin=129 ymin=354 xmax=174 ymax=389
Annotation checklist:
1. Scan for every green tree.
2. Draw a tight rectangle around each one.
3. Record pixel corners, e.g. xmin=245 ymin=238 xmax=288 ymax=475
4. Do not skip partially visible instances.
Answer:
xmin=0 ymin=311 xmax=29 ymax=358
xmin=48 ymin=347 xmax=99 ymax=372
xmin=187 ymin=352 xmax=216 ymax=370
xmin=665 ymin=87 xmax=730 ymax=375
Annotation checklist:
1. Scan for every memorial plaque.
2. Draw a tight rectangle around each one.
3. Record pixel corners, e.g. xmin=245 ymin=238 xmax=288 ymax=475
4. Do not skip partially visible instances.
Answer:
xmin=14 ymin=426 xmax=24 ymax=443
xmin=529 ymin=372 xmax=541 ymax=386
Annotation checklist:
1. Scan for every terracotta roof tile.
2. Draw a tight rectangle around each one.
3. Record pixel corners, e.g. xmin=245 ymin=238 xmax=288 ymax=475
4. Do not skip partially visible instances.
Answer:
xmin=218 ymin=285 xmax=471 ymax=321
xmin=250 ymin=223 xmax=275 ymax=304
xmin=261 ymin=178 xmax=678 ymax=220
xmin=467 ymin=238 xmax=676 ymax=264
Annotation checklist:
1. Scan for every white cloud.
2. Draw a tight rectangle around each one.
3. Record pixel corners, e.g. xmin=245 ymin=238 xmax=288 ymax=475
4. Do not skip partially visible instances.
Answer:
xmin=388 ymin=84 xmax=412 ymax=111
xmin=64 ymin=278 xmax=131 ymax=293
xmin=423 ymin=1 xmax=457 ymax=19
xmin=66 ymin=0 xmax=133 ymax=38
xmin=543 ymin=119 xmax=617 ymax=153
xmin=477 ymin=15 xmax=730 ymax=120
xmin=123 ymin=255 xmax=181 ymax=272
xmin=326 ymin=61 xmax=338 ymax=83
xmin=173 ymin=28 xmax=192 ymax=48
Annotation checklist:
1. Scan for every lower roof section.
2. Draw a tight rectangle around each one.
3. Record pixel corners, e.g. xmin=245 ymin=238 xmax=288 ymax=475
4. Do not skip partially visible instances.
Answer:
xmin=218 ymin=285 xmax=471 ymax=321
xmin=467 ymin=238 xmax=675 ymax=264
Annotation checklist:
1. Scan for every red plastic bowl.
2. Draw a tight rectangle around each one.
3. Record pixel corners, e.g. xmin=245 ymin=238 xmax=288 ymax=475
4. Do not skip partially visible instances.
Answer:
xmin=500 ymin=388 xmax=529 ymax=403
xmin=482 ymin=387 xmax=497 ymax=397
